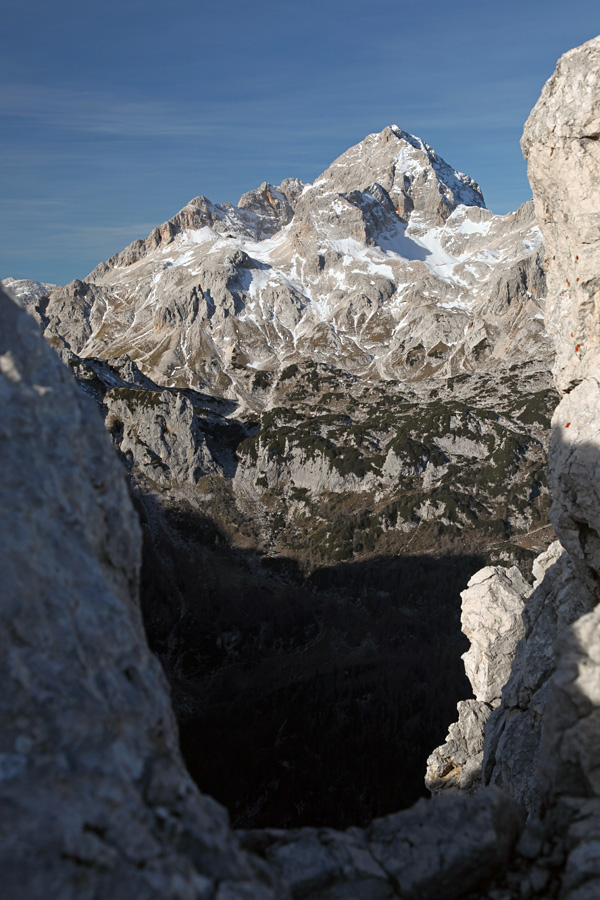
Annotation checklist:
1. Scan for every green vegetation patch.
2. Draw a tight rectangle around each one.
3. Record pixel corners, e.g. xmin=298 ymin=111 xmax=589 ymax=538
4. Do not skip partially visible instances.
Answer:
xmin=108 ymin=386 xmax=167 ymax=410
xmin=280 ymin=363 xmax=299 ymax=381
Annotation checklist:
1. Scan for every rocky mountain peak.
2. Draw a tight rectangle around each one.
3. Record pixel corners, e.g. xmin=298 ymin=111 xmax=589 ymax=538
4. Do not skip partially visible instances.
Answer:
xmin=303 ymin=124 xmax=486 ymax=231
xmin=29 ymin=124 xmax=545 ymax=398
xmin=1 ymin=277 xmax=57 ymax=309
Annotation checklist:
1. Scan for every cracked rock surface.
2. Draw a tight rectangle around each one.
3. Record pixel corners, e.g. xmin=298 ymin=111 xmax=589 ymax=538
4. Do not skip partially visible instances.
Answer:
xmin=0 ymin=287 xmax=286 ymax=900
xmin=239 ymin=787 xmax=524 ymax=900
xmin=426 ymin=565 xmax=530 ymax=794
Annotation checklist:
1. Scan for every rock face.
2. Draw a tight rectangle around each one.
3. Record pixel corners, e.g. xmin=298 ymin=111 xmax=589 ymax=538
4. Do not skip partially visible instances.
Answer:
xmin=104 ymin=387 xmax=220 ymax=485
xmin=517 ymin=36 xmax=600 ymax=899
xmin=1 ymin=276 xmax=57 ymax=308
xmin=426 ymin=565 xmax=530 ymax=794
xmin=428 ymin=34 xmax=600 ymax=900
xmin=521 ymin=36 xmax=600 ymax=396
xmin=482 ymin=541 xmax=595 ymax=811
xmin=0 ymin=287 xmax=286 ymax=900
xmin=461 ymin=565 xmax=531 ymax=703
xmin=240 ymin=787 xmax=524 ymax=900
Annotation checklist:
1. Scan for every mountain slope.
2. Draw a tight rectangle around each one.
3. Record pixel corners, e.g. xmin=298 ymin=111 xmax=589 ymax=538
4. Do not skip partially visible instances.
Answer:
xmin=32 ymin=125 xmax=549 ymax=403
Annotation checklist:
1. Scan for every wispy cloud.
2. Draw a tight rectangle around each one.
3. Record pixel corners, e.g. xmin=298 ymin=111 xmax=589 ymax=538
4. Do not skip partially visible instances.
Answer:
xmin=0 ymin=74 xmax=539 ymax=148
xmin=0 ymin=84 xmax=224 ymax=138
xmin=0 ymin=218 xmax=160 ymax=283
xmin=0 ymin=198 xmax=62 ymax=208
xmin=2 ymin=218 xmax=157 ymax=251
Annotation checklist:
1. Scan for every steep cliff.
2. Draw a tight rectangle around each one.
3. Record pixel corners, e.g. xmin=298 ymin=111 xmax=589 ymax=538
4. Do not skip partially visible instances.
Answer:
xmin=428 ymin=34 xmax=600 ymax=900
xmin=491 ymin=36 xmax=600 ymax=898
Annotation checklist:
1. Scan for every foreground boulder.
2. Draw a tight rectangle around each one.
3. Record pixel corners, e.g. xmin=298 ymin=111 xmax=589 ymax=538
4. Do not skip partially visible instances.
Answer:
xmin=0 ymin=287 xmax=285 ymax=900
xmin=240 ymin=787 xmax=524 ymax=900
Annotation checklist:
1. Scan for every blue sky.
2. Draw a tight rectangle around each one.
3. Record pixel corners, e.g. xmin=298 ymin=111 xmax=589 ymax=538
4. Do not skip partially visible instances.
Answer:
xmin=1 ymin=0 xmax=599 ymax=285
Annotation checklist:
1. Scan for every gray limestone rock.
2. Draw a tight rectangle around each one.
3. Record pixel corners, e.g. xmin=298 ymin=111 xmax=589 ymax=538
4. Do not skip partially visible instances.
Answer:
xmin=0 ymin=287 xmax=287 ymax=900
xmin=548 ymin=376 xmax=600 ymax=576
xmin=425 ymin=699 xmax=493 ymax=794
xmin=522 ymin=35 xmax=600 ymax=396
xmin=306 ymin=125 xmax=485 ymax=227
xmin=240 ymin=787 xmax=524 ymax=900
xmin=40 ymin=278 xmax=110 ymax=359
xmin=541 ymin=609 xmax=600 ymax=806
xmin=105 ymin=387 xmax=219 ymax=485
xmin=461 ymin=565 xmax=531 ymax=704
xmin=475 ymin=34 xmax=600 ymax=899
xmin=1 ymin=276 xmax=58 ymax=307
xmin=426 ymin=565 xmax=530 ymax=796
xmin=237 ymin=181 xmax=301 ymax=237
xmin=483 ymin=543 xmax=596 ymax=811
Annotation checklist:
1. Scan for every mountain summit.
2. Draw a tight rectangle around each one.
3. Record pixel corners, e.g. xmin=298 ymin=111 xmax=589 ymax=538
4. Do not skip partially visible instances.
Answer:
xmin=304 ymin=125 xmax=486 ymax=227
xmin=26 ymin=126 xmax=547 ymax=401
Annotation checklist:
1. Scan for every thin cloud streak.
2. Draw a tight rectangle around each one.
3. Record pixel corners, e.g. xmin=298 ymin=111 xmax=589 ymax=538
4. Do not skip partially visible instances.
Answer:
xmin=0 ymin=73 xmax=541 ymax=145
xmin=1 ymin=85 xmax=215 ymax=138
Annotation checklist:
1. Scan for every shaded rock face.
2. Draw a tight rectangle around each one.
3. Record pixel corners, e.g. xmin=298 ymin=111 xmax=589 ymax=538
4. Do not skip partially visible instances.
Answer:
xmin=0 ymin=287 xmax=285 ymax=900
xmin=240 ymin=787 xmax=524 ymax=900
xmin=482 ymin=541 xmax=596 ymax=811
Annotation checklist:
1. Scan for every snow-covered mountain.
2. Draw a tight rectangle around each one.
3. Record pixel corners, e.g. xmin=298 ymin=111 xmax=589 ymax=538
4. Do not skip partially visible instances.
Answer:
xmin=5 ymin=122 xmax=559 ymax=833
xmin=1 ymin=277 xmax=57 ymax=308
xmin=20 ymin=125 xmax=549 ymax=405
